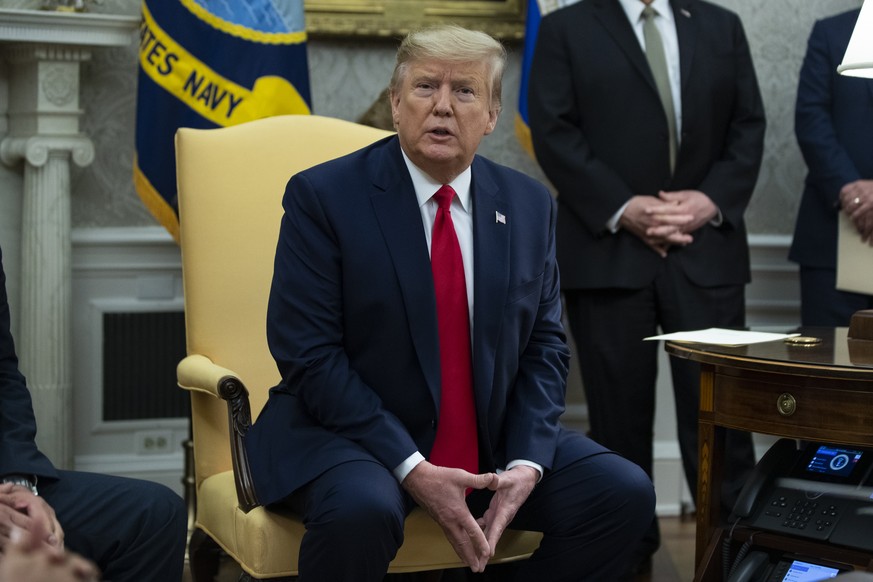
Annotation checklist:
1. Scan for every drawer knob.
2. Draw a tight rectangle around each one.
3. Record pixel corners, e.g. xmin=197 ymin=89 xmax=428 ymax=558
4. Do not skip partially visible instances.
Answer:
xmin=777 ymin=393 xmax=797 ymax=416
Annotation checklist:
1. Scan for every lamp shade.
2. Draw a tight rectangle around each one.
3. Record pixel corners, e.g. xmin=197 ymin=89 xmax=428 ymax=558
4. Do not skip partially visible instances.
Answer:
xmin=839 ymin=0 xmax=873 ymax=78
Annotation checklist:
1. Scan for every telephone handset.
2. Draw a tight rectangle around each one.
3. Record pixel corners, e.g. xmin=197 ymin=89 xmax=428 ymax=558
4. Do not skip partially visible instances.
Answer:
xmin=727 ymin=551 xmax=769 ymax=582
xmin=730 ymin=438 xmax=799 ymax=522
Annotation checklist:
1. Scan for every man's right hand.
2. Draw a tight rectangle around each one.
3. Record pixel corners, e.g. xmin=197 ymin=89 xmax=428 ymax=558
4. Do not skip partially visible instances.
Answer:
xmin=401 ymin=461 xmax=496 ymax=572
xmin=0 ymin=483 xmax=64 ymax=552
xmin=0 ymin=527 xmax=99 ymax=582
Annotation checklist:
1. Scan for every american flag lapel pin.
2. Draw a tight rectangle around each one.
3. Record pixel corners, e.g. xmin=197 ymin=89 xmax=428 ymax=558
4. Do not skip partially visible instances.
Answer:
xmin=496 ymin=211 xmax=506 ymax=224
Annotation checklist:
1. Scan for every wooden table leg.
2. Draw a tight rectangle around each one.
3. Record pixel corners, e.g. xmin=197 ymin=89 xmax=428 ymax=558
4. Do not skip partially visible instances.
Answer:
xmin=696 ymin=365 xmax=725 ymax=573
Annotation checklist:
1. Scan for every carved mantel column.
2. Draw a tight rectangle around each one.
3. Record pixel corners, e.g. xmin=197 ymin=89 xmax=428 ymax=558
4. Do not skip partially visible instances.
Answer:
xmin=0 ymin=9 xmax=137 ymax=467
xmin=1 ymin=134 xmax=94 ymax=469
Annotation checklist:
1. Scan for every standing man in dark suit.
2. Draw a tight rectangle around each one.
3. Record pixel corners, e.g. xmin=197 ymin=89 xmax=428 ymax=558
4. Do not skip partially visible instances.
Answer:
xmin=245 ymin=24 xmax=655 ymax=582
xmin=528 ymin=0 xmax=764 ymax=571
xmin=791 ymin=7 xmax=873 ymax=326
xmin=0 ymin=245 xmax=188 ymax=581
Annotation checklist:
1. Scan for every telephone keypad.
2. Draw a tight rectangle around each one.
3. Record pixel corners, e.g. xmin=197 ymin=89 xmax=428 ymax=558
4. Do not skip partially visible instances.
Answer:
xmin=751 ymin=488 xmax=843 ymax=541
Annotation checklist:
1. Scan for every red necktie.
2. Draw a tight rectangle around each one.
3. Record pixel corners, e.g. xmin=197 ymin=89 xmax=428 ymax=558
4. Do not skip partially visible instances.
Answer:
xmin=428 ymin=184 xmax=478 ymax=476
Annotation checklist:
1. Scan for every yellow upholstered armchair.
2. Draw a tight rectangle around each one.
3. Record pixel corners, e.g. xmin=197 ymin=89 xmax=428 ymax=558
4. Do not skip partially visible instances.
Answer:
xmin=175 ymin=115 xmax=542 ymax=581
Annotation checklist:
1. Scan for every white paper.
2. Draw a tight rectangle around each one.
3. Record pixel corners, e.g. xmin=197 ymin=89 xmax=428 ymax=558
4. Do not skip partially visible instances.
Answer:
xmin=836 ymin=212 xmax=873 ymax=295
xmin=643 ymin=328 xmax=799 ymax=346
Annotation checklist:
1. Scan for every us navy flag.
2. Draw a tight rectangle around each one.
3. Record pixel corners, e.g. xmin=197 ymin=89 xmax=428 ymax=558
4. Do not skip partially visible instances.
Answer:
xmin=134 ymin=0 xmax=312 ymax=241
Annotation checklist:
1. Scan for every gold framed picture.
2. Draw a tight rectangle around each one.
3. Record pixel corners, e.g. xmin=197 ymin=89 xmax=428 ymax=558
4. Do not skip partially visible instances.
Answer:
xmin=304 ymin=0 xmax=526 ymax=40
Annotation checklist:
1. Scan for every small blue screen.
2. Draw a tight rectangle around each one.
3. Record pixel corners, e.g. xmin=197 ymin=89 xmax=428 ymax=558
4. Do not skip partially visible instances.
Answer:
xmin=781 ymin=560 xmax=839 ymax=581
xmin=805 ymin=445 xmax=863 ymax=478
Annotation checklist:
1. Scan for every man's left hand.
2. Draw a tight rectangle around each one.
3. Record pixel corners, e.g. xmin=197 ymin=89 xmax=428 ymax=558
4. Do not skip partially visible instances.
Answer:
xmin=478 ymin=465 xmax=538 ymax=554
xmin=655 ymin=190 xmax=719 ymax=235
xmin=840 ymin=180 xmax=873 ymax=245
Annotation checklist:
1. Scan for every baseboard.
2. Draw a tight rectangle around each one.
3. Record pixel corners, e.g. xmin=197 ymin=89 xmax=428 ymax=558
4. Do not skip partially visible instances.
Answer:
xmin=74 ymin=452 xmax=186 ymax=497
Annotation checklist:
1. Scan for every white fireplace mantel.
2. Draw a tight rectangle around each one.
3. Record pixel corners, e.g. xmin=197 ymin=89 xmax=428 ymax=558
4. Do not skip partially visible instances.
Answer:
xmin=0 ymin=8 xmax=138 ymax=47
xmin=0 ymin=8 xmax=138 ymax=468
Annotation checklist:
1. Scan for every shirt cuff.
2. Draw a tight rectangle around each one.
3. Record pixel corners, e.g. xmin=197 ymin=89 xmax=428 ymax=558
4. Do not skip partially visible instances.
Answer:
xmin=504 ymin=459 xmax=543 ymax=483
xmin=709 ymin=208 xmax=723 ymax=227
xmin=393 ymin=451 xmax=425 ymax=483
xmin=607 ymin=201 xmax=631 ymax=233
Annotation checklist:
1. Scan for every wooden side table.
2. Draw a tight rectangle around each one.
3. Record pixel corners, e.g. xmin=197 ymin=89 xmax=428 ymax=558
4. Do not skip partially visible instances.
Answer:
xmin=666 ymin=327 xmax=873 ymax=580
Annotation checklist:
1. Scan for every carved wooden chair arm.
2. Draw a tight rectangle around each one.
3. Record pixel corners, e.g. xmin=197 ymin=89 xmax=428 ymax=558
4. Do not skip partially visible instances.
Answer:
xmin=177 ymin=354 xmax=260 ymax=512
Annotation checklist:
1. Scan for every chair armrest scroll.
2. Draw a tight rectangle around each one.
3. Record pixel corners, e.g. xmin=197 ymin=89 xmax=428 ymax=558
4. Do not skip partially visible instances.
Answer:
xmin=178 ymin=354 xmax=240 ymax=397
xmin=177 ymin=354 xmax=261 ymax=512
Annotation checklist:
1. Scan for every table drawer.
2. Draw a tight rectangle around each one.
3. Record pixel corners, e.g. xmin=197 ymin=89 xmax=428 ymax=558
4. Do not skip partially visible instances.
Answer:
xmin=711 ymin=370 xmax=873 ymax=445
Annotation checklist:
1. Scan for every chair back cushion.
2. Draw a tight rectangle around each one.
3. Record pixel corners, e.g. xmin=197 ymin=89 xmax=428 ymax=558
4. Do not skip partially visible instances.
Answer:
xmin=176 ymin=115 xmax=393 ymax=479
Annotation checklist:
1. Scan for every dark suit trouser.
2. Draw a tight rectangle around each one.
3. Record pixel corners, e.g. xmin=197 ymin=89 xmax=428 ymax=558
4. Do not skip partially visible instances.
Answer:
xmin=286 ymin=447 xmax=654 ymax=582
xmin=799 ymin=266 xmax=873 ymax=327
xmin=563 ymin=256 xmax=757 ymax=556
xmin=41 ymin=469 xmax=187 ymax=582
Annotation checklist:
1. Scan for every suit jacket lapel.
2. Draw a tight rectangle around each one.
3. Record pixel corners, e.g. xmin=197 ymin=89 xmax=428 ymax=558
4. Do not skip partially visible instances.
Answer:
xmin=369 ymin=138 xmax=441 ymax=406
xmin=671 ymin=0 xmax=696 ymax=98
xmin=470 ymin=157 xmax=510 ymax=444
xmin=368 ymin=145 xmax=513 ymax=448
xmin=592 ymin=0 xmax=658 ymax=95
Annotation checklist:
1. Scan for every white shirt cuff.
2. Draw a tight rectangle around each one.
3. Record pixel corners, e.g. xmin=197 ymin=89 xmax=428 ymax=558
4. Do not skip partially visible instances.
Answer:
xmin=393 ymin=451 xmax=425 ymax=483
xmin=607 ymin=201 xmax=631 ymax=233
xmin=394 ymin=455 xmax=544 ymax=484
xmin=504 ymin=459 xmax=543 ymax=483
xmin=710 ymin=208 xmax=723 ymax=227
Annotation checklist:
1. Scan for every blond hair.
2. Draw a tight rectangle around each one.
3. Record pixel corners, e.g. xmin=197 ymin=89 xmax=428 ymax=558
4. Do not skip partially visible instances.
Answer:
xmin=389 ymin=24 xmax=506 ymax=112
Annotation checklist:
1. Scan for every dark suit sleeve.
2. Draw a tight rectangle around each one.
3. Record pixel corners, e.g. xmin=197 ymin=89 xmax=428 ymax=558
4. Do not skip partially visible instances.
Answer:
xmin=266 ymin=174 xmax=419 ymax=473
xmin=528 ymin=13 xmax=636 ymax=234
xmin=795 ymin=18 xmax=860 ymax=208
xmin=0 ymin=247 xmax=57 ymax=479
xmin=502 ymin=194 xmax=569 ymax=468
xmin=694 ymin=13 xmax=765 ymax=229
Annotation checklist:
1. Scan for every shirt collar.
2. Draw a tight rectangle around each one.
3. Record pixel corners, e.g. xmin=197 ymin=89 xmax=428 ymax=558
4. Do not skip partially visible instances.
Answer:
xmin=400 ymin=148 xmax=472 ymax=213
xmin=618 ymin=0 xmax=675 ymax=25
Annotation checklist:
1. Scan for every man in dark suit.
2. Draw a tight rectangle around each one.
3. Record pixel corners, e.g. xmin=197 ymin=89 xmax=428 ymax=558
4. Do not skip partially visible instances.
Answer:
xmin=527 ymin=0 xmax=765 ymax=570
xmin=245 ymin=24 xmax=655 ymax=582
xmin=0 ymin=245 xmax=187 ymax=581
xmin=791 ymin=7 xmax=873 ymax=326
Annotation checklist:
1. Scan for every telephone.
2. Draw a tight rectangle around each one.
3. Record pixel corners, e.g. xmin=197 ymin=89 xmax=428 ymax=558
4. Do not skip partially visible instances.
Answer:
xmin=729 ymin=438 xmax=873 ymax=552
xmin=723 ymin=438 xmax=873 ymax=581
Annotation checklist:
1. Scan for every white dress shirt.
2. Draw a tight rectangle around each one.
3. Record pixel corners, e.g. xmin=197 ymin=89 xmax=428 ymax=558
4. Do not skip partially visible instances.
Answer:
xmin=617 ymin=0 xmax=682 ymax=137
xmin=392 ymin=150 xmax=543 ymax=483
xmin=607 ymin=0 xmax=684 ymax=232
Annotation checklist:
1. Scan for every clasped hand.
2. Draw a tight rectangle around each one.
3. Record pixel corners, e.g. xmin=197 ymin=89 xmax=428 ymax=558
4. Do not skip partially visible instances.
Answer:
xmin=619 ymin=190 xmax=718 ymax=257
xmin=402 ymin=462 xmax=538 ymax=572
xmin=0 ymin=484 xmax=100 ymax=581
xmin=0 ymin=483 xmax=63 ymax=551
